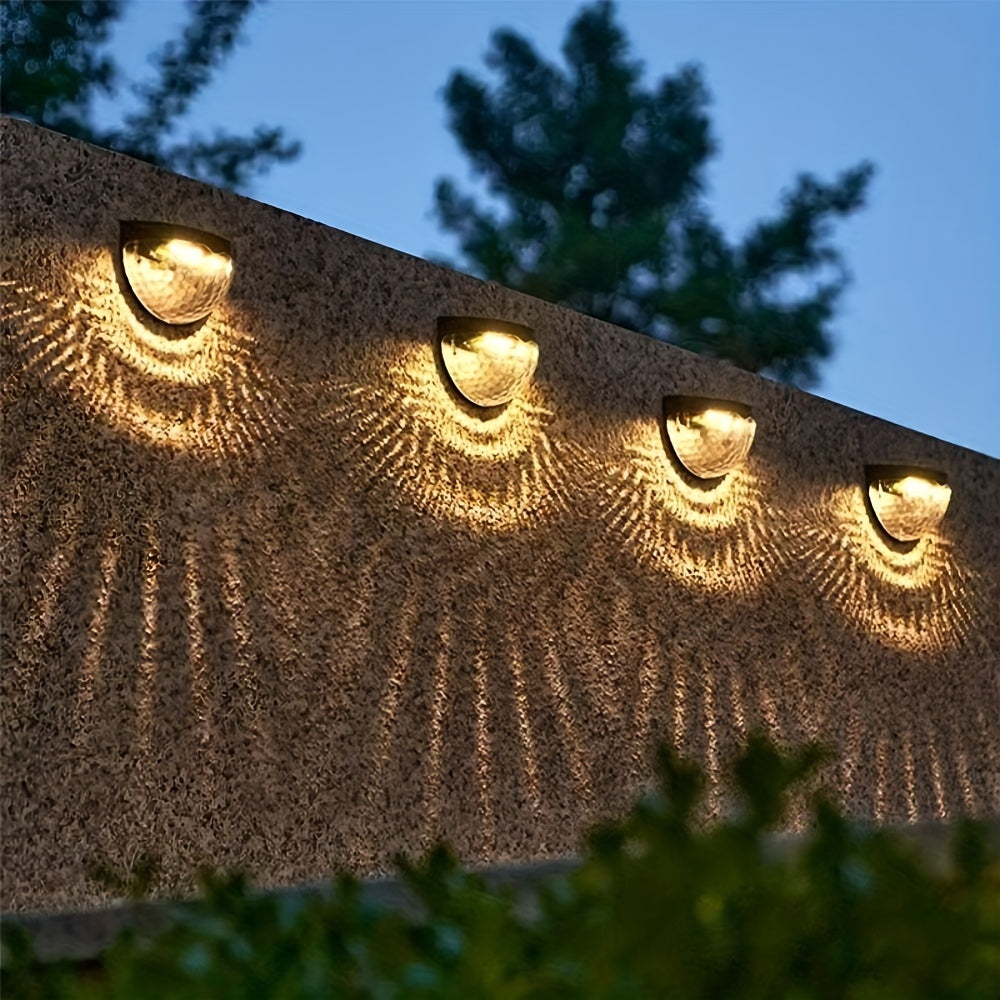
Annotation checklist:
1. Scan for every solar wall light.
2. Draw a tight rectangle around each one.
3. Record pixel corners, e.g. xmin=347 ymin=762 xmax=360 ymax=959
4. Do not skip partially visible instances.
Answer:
xmin=121 ymin=221 xmax=233 ymax=325
xmin=664 ymin=396 xmax=756 ymax=479
xmin=865 ymin=465 xmax=951 ymax=542
xmin=437 ymin=317 xmax=538 ymax=408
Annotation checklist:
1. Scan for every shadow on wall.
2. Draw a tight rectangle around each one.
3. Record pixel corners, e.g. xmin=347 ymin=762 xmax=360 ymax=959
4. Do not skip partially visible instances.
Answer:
xmin=0 ymin=232 xmax=994 ymax=906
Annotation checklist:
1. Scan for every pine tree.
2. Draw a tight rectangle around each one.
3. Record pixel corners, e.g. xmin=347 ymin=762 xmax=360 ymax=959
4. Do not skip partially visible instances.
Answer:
xmin=434 ymin=1 xmax=873 ymax=385
xmin=1 ymin=0 xmax=299 ymax=190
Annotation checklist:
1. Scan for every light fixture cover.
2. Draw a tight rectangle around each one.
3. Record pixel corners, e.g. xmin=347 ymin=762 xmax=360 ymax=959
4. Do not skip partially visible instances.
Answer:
xmin=866 ymin=465 xmax=951 ymax=542
xmin=664 ymin=396 xmax=756 ymax=479
xmin=438 ymin=317 xmax=539 ymax=408
xmin=121 ymin=221 xmax=233 ymax=325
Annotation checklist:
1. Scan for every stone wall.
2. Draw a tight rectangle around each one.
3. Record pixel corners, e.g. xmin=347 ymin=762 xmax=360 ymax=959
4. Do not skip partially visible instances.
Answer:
xmin=2 ymin=118 xmax=997 ymax=911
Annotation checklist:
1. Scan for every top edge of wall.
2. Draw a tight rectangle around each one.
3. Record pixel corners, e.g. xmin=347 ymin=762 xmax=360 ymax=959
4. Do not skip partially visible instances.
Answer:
xmin=1 ymin=114 xmax=994 ymax=465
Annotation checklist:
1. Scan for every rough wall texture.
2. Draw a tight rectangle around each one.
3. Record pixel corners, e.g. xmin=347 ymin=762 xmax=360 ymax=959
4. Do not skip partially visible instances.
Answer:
xmin=2 ymin=118 xmax=998 ymax=912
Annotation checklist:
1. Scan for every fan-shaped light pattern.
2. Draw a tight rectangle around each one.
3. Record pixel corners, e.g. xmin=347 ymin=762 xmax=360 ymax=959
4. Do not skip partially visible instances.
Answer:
xmin=320 ymin=343 xmax=579 ymax=534
xmin=592 ymin=419 xmax=780 ymax=596
xmin=786 ymin=485 xmax=975 ymax=654
xmin=438 ymin=317 xmax=538 ymax=408
xmin=866 ymin=466 xmax=951 ymax=542
xmin=121 ymin=221 xmax=233 ymax=325
xmin=664 ymin=397 xmax=756 ymax=479
xmin=1 ymin=261 xmax=294 ymax=460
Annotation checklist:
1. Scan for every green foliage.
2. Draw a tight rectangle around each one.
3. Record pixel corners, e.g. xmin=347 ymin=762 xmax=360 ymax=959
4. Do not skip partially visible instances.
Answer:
xmin=0 ymin=0 xmax=299 ymax=189
xmin=434 ymin=1 xmax=874 ymax=385
xmin=4 ymin=735 xmax=998 ymax=998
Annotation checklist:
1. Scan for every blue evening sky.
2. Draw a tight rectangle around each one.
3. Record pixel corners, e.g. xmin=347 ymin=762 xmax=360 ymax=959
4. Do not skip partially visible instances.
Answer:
xmin=100 ymin=1 xmax=998 ymax=457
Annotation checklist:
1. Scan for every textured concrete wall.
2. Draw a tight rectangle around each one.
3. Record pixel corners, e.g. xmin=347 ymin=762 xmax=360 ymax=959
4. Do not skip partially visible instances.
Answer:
xmin=2 ymin=118 xmax=998 ymax=912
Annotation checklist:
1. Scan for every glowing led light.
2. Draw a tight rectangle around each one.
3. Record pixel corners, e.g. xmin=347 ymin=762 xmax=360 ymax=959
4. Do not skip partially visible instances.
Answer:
xmin=866 ymin=466 xmax=951 ymax=542
xmin=664 ymin=396 xmax=756 ymax=479
xmin=121 ymin=221 xmax=232 ymax=324
xmin=438 ymin=317 xmax=539 ymax=408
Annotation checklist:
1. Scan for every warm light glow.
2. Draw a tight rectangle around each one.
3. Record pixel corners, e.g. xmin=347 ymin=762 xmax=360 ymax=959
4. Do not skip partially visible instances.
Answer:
xmin=599 ymin=418 xmax=777 ymax=595
xmin=121 ymin=222 xmax=233 ymax=325
xmin=438 ymin=317 xmax=539 ymax=408
xmin=2 ymin=265 xmax=291 ymax=458
xmin=786 ymin=484 xmax=974 ymax=653
xmin=867 ymin=466 xmax=951 ymax=542
xmin=321 ymin=343 xmax=571 ymax=533
xmin=664 ymin=396 xmax=756 ymax=479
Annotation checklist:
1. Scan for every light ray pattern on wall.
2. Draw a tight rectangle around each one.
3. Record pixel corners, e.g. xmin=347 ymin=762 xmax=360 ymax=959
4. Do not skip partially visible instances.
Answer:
xmin=135 ymin=523 xmax=162 ymax=754
xmin=2 ymin=229 xmax=996 ymax=910
xmin=181 ymin=537 xmax=212 ymax=748
xmin=590 ymin=418 xmax=781 ymax=594
xmin=343 ymin=548 xmax=593 ymax=862
xmin=1 ymin=258 xmax=296 ymax=460
xmin=422 ymin=625 xmax=457 ymax=848
xmin=787 ymin=486 xmax=978 ymax=652
xmin=2 ymin=369 xmax=993 ymax=907
xmin=74 ymin=535 xmax=121 ymax=744
xmin=320 ymin=343 xmax=586 ymax=534
xmin=7 ymin=490 xmax=84 ymax=691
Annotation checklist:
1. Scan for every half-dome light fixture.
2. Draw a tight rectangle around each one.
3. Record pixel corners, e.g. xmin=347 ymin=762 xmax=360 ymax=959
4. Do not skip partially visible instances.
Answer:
xmin=865 ymin=465 xmax=951 ymax=542
xmin=438 ymin=316 xmax=539 ymax=408
xmin=664 ymin=396 xmax=756 ymax=479
xmin=121 ymin=221 xmax=233 ymax=325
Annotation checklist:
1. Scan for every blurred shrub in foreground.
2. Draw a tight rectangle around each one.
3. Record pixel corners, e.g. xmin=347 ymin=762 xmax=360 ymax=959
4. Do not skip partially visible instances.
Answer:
xmin=4 ymin=736 xmax=998 ymax=998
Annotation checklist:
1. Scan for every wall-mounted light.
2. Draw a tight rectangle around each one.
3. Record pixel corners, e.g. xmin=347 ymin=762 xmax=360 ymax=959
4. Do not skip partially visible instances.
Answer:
xmin=120 ymin=221 xmax=232 ymax=325
xmin=663 ymin=396 xmax=756 ymax=479
xmin=865 ymin=465 xmax=951 ymax=542
xmin=437 ymin=317 xmax=538 ymax=408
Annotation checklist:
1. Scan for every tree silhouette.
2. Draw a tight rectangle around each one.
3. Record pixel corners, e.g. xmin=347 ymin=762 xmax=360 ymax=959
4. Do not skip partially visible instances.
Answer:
xmin=1 ymin=0 xmax=299 ymax=190
xmin=434 ymin=1 xmax=874 ymax=385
